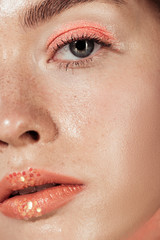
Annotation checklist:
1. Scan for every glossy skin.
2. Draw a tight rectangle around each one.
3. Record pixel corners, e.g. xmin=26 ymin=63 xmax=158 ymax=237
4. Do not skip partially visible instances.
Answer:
xmin=0 ymin=0 xmax=160 ymax=239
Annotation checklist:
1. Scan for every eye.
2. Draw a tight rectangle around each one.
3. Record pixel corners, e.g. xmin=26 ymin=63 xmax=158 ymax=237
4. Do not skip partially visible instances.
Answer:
xmin=47 ymin=23 xmax=115 ymax=70
xmin=55 ymin=39 xmax=102 ymax=61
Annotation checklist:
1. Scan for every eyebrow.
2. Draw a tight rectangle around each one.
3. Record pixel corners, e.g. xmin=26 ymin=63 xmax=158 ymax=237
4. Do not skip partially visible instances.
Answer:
xmin=21 ymin=0 xmax=126 ymax=28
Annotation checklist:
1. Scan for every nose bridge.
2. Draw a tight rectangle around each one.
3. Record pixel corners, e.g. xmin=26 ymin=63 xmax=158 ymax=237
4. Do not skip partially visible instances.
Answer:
xmin=0 ymin=22 xmax=21 ymax=64
xmin=0 ymin=22 xmax=26 ymax=102
xmin=0 ymin=25 xmax=24 ymax=93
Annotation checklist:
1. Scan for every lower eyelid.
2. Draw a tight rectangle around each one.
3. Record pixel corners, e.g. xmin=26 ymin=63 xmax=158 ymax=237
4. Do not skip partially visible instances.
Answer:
xmin=50 ymin=46 xmax=110 ymax=71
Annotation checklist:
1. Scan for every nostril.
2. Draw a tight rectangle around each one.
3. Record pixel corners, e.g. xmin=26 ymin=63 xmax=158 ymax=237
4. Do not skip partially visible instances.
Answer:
xmin=26 ymin=131 xmax=40 ymax=141
xmin=0 ymin=140 xmax=8 ymax=148
xmin=20 ymin=130 xmax=40 ymax=143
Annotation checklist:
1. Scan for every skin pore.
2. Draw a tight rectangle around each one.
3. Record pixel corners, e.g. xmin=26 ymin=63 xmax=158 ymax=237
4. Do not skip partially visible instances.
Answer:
xmin=0 ymin=0 xmax=160 ymax=239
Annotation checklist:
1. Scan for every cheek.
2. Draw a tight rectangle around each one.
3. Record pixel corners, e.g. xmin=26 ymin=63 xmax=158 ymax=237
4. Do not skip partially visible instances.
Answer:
xmin=93 ymin=70 xmax=160 ymax=232
xmin=70 ymin=68 xmax=160 ymax=238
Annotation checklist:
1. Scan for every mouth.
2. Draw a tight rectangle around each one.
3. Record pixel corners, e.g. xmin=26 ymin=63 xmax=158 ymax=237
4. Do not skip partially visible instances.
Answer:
xmin=0 ymin=168 xmax=84 ymax=220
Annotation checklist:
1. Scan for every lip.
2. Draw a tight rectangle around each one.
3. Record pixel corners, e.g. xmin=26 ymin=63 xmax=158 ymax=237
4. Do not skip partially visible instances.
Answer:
xmin=0 ymin=168 xmax=84 ymax=220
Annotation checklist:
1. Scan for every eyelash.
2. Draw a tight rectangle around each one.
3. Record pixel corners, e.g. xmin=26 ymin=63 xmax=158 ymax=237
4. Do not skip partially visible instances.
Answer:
xmin=47 ymin=31 xmax=113 ymax=71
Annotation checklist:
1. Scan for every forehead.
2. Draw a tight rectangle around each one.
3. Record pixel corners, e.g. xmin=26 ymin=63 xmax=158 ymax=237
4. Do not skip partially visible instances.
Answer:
xmin=0 ymin=0 xmax=128 ymax=30
xmin=0 ymin=0 xmax=32 ymax=15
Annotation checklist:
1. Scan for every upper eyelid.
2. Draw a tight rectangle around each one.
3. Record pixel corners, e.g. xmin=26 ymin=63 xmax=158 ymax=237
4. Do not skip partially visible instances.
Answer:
xmin=46 ymin=21 xmax=115 ymax=48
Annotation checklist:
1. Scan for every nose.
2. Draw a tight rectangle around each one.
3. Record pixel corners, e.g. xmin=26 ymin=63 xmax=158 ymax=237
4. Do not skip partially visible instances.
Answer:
xmin=0 ymin=24 xmax=58 ymax=149
xmin=0 ymin=107 xmax=58 ymax=148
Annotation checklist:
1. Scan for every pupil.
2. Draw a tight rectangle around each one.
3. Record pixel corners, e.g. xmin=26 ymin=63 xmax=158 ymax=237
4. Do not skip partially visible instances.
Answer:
xmin=76 ymin=41 xmax=86 ymax=51
xmin=69 ymin=40 xmax=94 ymax=58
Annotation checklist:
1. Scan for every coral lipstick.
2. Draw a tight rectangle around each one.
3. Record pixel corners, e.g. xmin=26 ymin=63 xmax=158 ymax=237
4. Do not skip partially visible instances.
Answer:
xmin=0 ymin=168 xmax=84 ymax=220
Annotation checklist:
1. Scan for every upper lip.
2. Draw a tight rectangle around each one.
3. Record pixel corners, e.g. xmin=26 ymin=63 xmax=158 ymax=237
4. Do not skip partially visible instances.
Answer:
xmin=0 ymin=168 xmax=83 ymax=204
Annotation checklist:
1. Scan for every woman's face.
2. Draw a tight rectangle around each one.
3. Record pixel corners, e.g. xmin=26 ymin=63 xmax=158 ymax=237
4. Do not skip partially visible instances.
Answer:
xmin=0 ymin=0 xmax=160 ymax=239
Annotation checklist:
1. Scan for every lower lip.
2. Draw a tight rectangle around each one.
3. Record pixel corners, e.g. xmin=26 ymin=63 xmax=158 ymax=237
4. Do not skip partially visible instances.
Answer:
xmin=0 ymin=184 xmax=84 ymax=220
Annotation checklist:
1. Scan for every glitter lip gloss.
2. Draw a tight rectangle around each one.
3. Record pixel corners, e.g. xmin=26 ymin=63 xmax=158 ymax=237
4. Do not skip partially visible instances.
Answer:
xmin=0 ymin=168 xmax=84 ymax=220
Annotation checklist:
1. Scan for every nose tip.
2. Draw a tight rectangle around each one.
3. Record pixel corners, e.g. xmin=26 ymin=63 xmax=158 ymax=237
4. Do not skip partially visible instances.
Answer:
xmin=0 ymin=118 xmax=40 ymax=147
xmin=0 ymin=110 xmax=58 ymax=148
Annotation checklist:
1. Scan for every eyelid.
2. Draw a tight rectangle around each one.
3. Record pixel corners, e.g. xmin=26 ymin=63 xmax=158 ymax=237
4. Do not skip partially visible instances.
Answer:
xmin=46 ymin=21 xmax=115 ymax=52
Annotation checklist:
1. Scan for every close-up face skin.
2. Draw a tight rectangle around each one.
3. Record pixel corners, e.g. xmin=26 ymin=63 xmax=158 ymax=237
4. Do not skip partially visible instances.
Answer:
xmin=0 ymin=0 xmax=160 ymax=239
